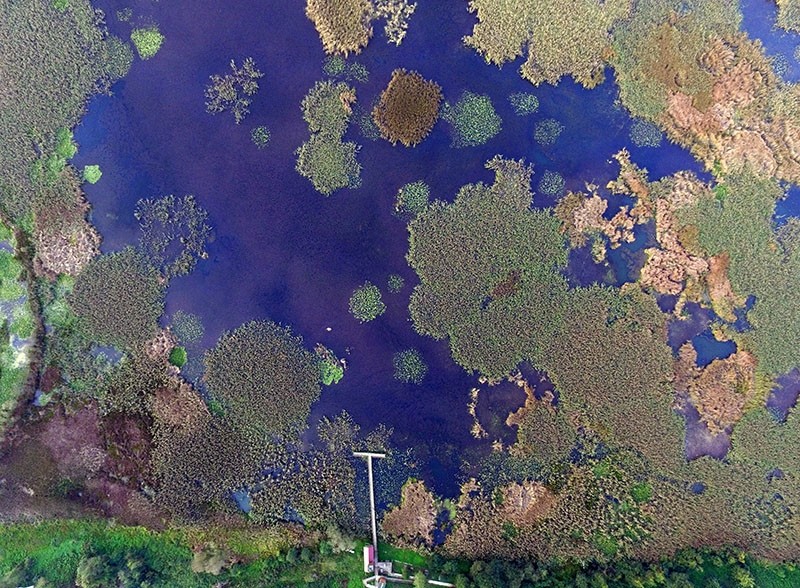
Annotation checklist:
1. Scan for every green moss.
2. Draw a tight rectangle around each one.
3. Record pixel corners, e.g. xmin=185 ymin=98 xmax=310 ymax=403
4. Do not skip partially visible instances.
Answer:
xmin=392 ymin=349 xmax=428 ymax=383
xmin=168 ymin=346 xmax=187 ymax=368
xmin=319 ymin=360 xmax=344 ymax=385
xmin=442 ymin=91 xmax=502 ymax=148
xmin=0 ymin=252 xmax=25 ymax=300
xmin=130 ymin=26 xmax=164 ymax=60
xmin=630 ymin=482 xmax=653 ymax=503
xmin=9 ymin=306 xmax=34 ymax=340
xmin=82 ymin=164 xmax=102 ymax=184
xmin=348 ymin=281 xmax=386 ymax=322
xmin=52 ymin=0 xmax=69 ymax=10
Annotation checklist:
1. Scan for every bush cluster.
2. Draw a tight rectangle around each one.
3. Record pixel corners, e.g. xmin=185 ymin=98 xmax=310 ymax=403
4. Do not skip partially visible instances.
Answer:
xmin=348 ymin=281 xmax=386 ymax=322
xmin=130 ymin=26 xmax=164 ymax=60
xmin=205 ymin=57 xmax=263 ymax=124
xmin=394 ymin=180 xmax=430 ymax=218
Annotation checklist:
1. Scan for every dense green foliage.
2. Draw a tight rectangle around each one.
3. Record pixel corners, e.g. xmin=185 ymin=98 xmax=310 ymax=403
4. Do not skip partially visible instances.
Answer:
xmin=296 ymin=80 xmax=362 ymax=195
xmin=394 ymin=180 xmax=430 ymax=218
xmin=205 ymin=58 xmax=263 ymax=124
xmin=169 ymin=346 xmax=188 ymax=368
xmin=81 ymin=164 xmax=102 ymax=184
xmin=408 ymin=157 xmax=568 ymax=378
xmin=130 ymin=26 xmax=164 ymax=60
xmin=0 ymin=0 xmax=131 ymax=220
xmin=134 ymin=194 xmax=212 ymax=280
xmin=392 ymin=349 xmax=428 ymax=383
xmin=203 ymin=320 xmax=320 ymax=437
xmin=678 ymin=171 xmax=800 ymax=375
xmin=68 ymin=247 xmax=164 ymax=349
xmin=348 ymin=281 xmax=386 ymax=322
xmin=441 ymin=91 xmax=502 ymax=147
xmin=464 ymin=0 xmax=630 ymax=87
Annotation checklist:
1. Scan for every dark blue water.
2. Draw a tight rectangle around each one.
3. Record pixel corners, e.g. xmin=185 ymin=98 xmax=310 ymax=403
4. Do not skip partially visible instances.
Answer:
xmin=767 ymin=368 xmax=800 ymax=420
xmin=691 ymin=330 xmax=737 ymax=368
xmin=72 ymin=0 xmax=713 ymax=494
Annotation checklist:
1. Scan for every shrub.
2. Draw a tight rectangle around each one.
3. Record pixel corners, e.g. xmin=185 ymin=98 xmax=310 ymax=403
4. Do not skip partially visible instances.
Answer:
xmin=534 ymin=118 xmax=564 ymax=146
xmin=203 ymin=320 xmax=320 ymax=437
xmin=205 ymin=57 xmax=263 ymax=124
xmin=305 ymin=0 xmax=374 ymax=56
xmin=301 ymin=80 xmax=353 ymax=138
xmin=392 ymin=349 xmax=428 ymax=383
xmin=82 ymin=164 xmax=102 ymax=184
xmin=509 ymin=92 xmax=539 ymax=115
xmin=372 ymin=69 xmax=442 ymax=147
xmin=630 ymin=482 xmax=653 ymax=503
xmin=349 ymin=282 xmax=386 ymax=322
xmin=394 ymin=181 xmax=430 ymax=217
xmin=442 ymin=91 xmax=502 ymax=147
xmin=169 ymin=346 xmax=187 ymax=368
xmin=251 ymin=126 xmax=271 ymax=149
xmin=68 ymin=247 xmax=164 ymax=348
xmin=130 ymin=27 xmax=164 ymax=60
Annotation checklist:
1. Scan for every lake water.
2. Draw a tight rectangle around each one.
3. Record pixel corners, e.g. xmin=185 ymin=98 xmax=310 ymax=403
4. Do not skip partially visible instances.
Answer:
xmin=72 ymin=0 xmax=791 ymax=492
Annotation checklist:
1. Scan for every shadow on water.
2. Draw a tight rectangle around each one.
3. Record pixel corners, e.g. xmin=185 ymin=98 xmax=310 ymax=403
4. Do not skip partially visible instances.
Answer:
xmin=72 ymin=0 xmax=710 ymax=494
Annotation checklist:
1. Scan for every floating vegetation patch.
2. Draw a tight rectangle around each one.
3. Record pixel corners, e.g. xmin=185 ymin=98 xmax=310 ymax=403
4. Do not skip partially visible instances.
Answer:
xmin=537 ymin=170 xmax=565 ymax=196
xmin=204 ymin=57 xmax=263 ymax=124
xmin=323 ymin=55 xmax=370 ymax=82
xmin=68 ymin=247 xmax=164 ymax=349
xmin=387 ymin=273 xmax=405 ymax=293
xmin=134 ymin=194 xmax=212 ymax=280
xmin=372 ymin=69 xmax=442 ymax=147
xmin=464 ymin=0 xmax=631 ymax=88
xmin=82 ymin=164 xmax=102 ymax=184
xmin=629 ymin=119 xmax=663 ymax=147
xmin=250 ymin=126 xmax=271 ymax=149
xmin=296 ymin=80 xmax=362 ymax=195
xmin=442 ymin=91 xmax=502 ymax=148
xmin=305 ymin=0 xmax=374 ymax=56
xmin=204 ymin=320 xmax=320 ymax=438
xmin=348 ymin=281 xmax=386 ymax=322
xmin=509 ymin=92 xmax=539 ymax=116
xmin=171 ymin=310 xmax=204 ymax=344
xmin=392 ymin=348 xmax=428 ymax=383
xmin=130 ymin=26 xmax=164 ymax=60
xmin=533 ymin=118 xmax=564 ymax=146
xmin=394 ymin=181 xmax=430 ymax=218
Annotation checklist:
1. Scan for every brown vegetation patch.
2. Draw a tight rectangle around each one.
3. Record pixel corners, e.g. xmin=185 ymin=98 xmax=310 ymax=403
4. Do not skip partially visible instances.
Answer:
xmin=381 ymin=479 xmax=437 ymax=548
xmin=102 ymin=412 xmax=153 ymax=485
xmin=306 ymin=0 xmax=374 ymax=56
xmin=143 ymin=328 xmax=178 ymax=364
xmin=500 ymin=480 xmax=556 ymax=526
xmin=489 ymin=270 xmax=521 ymax=300
xmin=40 ymin=404 xmax=105 ymax=479
xmin=705 ymin=253 xmax=744 ymax=322
xmin=152 ymin=380 xmax=210 ymax=436
xmin=675 ymin=343 xmax=758 ymax=435
xmin=372 ymin=69 xmax=442 ymax=147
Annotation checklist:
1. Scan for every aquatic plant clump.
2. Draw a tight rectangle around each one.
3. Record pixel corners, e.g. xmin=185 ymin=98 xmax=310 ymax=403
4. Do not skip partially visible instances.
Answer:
xmin=130 ymin=27 xmax=164 ymax=60
xmin=296 ymin=80 xmax=362 ymax=195
xmin=82 ymin=164 xmax=102 ymax=184
xmin=305 ymin=0 xmax=374 ymax=56
xmin=387 ymin=273 xmax=405 ymax=293
xmin=250 ymin=126 xmax=271 ymax=149
xmin=348 ymin=282 xmax=386 ymax=322
xmin=392 ymin=349 xmax=428 ymax=383
xmin=171 ymin=310 xmax=204 ymax=344
xmin=372 ymin=69 xmax=443 ymax=147
xmin=68 ymin=247 xmax=164 ymax=349
xmin=509 ymin=92 xmax=539 ymax=115
xmin=534 ymin=118 xmax=564 ymax=146
xmin=134 ymin=194 xmax=212 ymax=280
xmin=442 ymin=91 xmax=502 ymax=148
xmin=464 ymin=0 xmax=631 ymax=88
xmin=204 ymin=57 xmax=264 ymax=124
xmin=537 ymin=170 xmax=565 ymax=196
xmin=629 ymin=119 xmax=663 ymax=147
xmin=203 ymin=320 xmax=320 ymax=437
xmin=394 ymin=181 xmax=430 ymax=217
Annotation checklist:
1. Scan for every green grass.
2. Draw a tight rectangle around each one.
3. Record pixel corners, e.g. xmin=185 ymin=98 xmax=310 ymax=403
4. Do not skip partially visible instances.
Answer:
xmin=131 ymin=27 xmax=164 ymax=60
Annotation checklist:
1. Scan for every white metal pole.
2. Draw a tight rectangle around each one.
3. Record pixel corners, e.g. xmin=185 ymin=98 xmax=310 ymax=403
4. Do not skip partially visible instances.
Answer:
xmin=367 ymin=455 xmax=378 ymax=583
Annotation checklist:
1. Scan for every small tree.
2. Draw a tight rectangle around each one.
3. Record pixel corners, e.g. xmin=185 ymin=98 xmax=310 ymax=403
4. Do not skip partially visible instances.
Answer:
xmin=413 ymin=570 xmax=428 ymax=588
